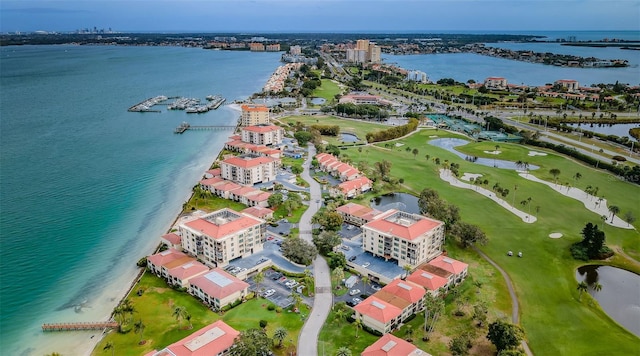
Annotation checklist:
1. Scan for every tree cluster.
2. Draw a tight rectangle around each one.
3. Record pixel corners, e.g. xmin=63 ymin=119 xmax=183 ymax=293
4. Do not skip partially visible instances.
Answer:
xmin=312 ymin=230 xmax=341 ymax=255
xmin=365 ymin=118 xmax=419 ymax=143
xmin=310 ymin=124 xmax=340 ymax=136
xmin=281 ymin=236 xmax=318 ymax=266
xmin=570 ymin=222 xmax=613 ymax=260
xmin=311 ymin=209 xmax=344 ymax=231
xmin=486 ymin=320 xmax=525 ymax=354
xmin=231 ymin=328 xmax=272 ymax=356
xmin=334 ymin=103 xmax=389 ymax=119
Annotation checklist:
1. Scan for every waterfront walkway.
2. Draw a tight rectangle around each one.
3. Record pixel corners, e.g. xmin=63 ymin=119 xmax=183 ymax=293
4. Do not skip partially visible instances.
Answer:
xmin=42 ymin=321 xmax=118 ymax=332
xmin=297 ymin=144 xmax=332 ymax=356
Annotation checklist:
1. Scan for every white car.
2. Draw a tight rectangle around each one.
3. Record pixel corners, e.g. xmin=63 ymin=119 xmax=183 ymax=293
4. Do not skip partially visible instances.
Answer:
xmin=362 ymin=262 xmax=370 ymax=268
xmin=349 ymin=289 xmax=361 ymax=296
xmin=263 ymin=289 xmax=276 ymax=297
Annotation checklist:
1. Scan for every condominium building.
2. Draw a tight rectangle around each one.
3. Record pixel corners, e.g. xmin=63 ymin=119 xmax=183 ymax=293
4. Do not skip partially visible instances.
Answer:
xmin=361 ymin=210 xmax=444 ymax=268
xmin=179 ymin=208 xmax=266 ymax=267
xmin=356 ymin=39 xmax=370 ymax=51
xmin=240 ymin=104 xmax=270 ymax=126
xmin=289 ymin=45 xmax=301 ymax=55
xmin=220 ymin=154 xmax=279 ymax=186
xmin=407 ymin=70 xmax=428 ymax=83
xmin=240 ymin=124 xmax=284 ymax=146
xmin=144 ymin=320 xmax=239 ymax=356
xmin=484 ymin=77 xmax=508 ymax=90
xmin=336 ymin=203 xmax=383 ymax=226
xmin=362 ymin=334 xmax=431 ymax=356
xmin=368 ymin=43 xmax=381 ymax=63
xmin=189 ymin=268 xmax=250 ymax=310
xmin=554 ymin=79 xmax=579 ymax=92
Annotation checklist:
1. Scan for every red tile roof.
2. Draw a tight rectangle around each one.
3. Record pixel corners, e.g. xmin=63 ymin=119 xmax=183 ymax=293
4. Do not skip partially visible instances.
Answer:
xmin=337 ymin=202 xmax=369 ymax=215
xmin=417 ymin=264 xmax=453 ymax=279
xmin=362 ymin=333 xmax=427 ymax=356
xmin=222 ymin=155 xmax=277 ymax=168
xmin=378 ymin=279 xmax=425 ymax=304
xmin=189 ymin=268 xmax=249 ymax=300
xmin=428 ymin=255 xmax=468 ymax=275
xmin=354 ymin=296 xmax=403 ymax=323
xmin=241 ymin=104 xmax=269 ymax=112
xmin=147 ymin=249 xmax=188 ymax=268
xmin=337 ymin=176 xmax=372 ymax=194
xmin=242 ymin=206 xmax=274 ymax=218
xmin=161 ymin=233 xmax=182 ymax=245
xmin=200 ymin=177 xmax=225 ymax=187
xmin=167 ymin=260 xmax=209 ymax=281
xmin=407 ymin=270 xmax=448 ymax=291
xmin=144 ymin=320 xmax=239 ymax=356
xmin=184 ymin=209 xmax=263 ymax=240
xmin=363 ymin=210 xmax=442 ymax=241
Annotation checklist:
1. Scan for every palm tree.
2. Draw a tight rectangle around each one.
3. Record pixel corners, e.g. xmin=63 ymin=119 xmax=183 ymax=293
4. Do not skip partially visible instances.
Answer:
xmin=103 ymin=342 xmax=114 ymax=356
xmin=134 ymin=319 xmax=146 ymax=344
xmin=573 ymin=172 xmax=582 ymax=182
xmin=254 ymin=271 xmax=265 ymax=295
xmin=361 ymin=275 xmax=370 ymax=293
xmin=185 ymin=312 xmax=192 ymax=329
xmin=608 ymin=205 xmax=620 ymax=222
xmin=577 ymin=281 xmax=588 ymax=301
xmin=173 ymin=306 xmax=186 ymax=328
xmin=290 ymin=291 xmax=303 ymax=311
xmin=273 ymin=327 xmax=288 ymax=348
xmin=332 ymin=267 xmax=344 ymax=289
xmin=592 ymin=282 xmax=603 ymax=293
xmin=353 ymin=318 xmax=362 ymax=338
xmin=403 ymin=264 xmax=413 ymax=278
xmin=412 ymin=148 xmax=419 ymax=159
xmin=336 ymin=347 xmax=353 ymax=356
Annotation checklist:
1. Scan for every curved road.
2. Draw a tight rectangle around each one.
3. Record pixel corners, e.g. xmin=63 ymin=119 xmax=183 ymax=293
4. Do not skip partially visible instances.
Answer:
xmin=297 ymin=144 xmax=333 ymax=356
xmin=473 ymin=247 xmax=533 ymax=356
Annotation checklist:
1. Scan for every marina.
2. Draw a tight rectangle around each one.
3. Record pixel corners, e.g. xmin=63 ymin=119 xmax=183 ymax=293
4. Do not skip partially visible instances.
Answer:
xmin=127 ymin=96 xmax=169 ymax=112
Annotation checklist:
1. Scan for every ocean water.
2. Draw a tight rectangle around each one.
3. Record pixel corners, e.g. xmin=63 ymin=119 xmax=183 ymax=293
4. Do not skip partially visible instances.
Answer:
xmin=384 ymin=31 xmax=640 ymax=85
xmin=0 ymin=45 xmax=281 ymax=355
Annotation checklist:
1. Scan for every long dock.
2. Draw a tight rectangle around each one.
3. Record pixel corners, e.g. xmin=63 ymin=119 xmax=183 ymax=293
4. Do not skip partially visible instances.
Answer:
xmin=42 ymin=321 xmax=119 ymax=332
xmin=174 ymin=122 xmax=236 ymax=134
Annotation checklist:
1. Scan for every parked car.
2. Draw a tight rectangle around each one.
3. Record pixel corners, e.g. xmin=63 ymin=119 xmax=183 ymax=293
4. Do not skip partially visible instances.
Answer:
xmin=352 ymin=297 xmax=362 ymax=305
xmin=362 ymin=262 xmax=370 ymax=268
xmin=263 ymin=289 xmax=276 ymax=297
xmin=348 ymin=256 xmax=357 ymax=262
xmin=371 ymin=284 xmax=381 ymax=291
xmin=349 ymin=289 xmax=361 ymax=296
xmin=271 ymin=273 xmax=283 ymax=280
xmin=340 ymin=245 xmax=350 ymax=251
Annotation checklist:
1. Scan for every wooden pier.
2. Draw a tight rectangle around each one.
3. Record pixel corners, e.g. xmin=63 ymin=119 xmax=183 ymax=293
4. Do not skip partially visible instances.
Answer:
xmin=42 ymin=321 xmax=119 ymax=332
xmin=174 ymin=122 xmax=236 ymax=134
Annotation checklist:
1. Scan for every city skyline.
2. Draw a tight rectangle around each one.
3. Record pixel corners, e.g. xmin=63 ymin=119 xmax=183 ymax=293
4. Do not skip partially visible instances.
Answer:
xmin=1 ymin=0 xmax=638 ymax=33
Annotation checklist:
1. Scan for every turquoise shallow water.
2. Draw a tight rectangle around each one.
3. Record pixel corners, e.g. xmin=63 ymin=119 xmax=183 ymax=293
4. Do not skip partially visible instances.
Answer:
xmin=0 ymin=45 xmax=281 ymax=355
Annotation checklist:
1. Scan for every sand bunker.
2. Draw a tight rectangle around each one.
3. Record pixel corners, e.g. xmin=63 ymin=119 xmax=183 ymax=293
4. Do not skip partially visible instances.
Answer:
xmin=395 ymin=143 xmax=405 ymax=147
xmin=460 ymin=173 xmax=483 ymax=182
xmin=549 ymin=232 xmax=563 ymax=239
xmin=429 ymin=135 xmax=438 ymax=138
xmin=528 ymin=151 xmax=548 ymax=157
xmin=484 ymin=150 xmax=501 ymax=155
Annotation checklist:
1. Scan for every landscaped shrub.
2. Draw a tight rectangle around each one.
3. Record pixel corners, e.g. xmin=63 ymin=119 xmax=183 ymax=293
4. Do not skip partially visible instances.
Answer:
xmin=612 ymin=155 xmax=627 ymax=162
xmin=403 ymin=314 xmax=417 ymax=323
xmin=363 ymin=325 xmax=383 ymax=336
xmin=276 ymin=307 xmax=283 ymax=313
xmin=267 ymin=304 xmax=276 ymax=311
xmin=259 ymin=320 xmax=268 ymax=328
xmin=137 ymin=257 xmax=147 ymax=268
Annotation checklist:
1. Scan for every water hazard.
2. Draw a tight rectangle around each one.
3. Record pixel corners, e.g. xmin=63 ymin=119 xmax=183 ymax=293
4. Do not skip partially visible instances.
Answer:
xmin=371 ymin=192 xmax=420 ymax=214
xmin=576 ymin=265 xmax=640 ymax=337
xmin=428 ymin=138 xmax=540 ymax=170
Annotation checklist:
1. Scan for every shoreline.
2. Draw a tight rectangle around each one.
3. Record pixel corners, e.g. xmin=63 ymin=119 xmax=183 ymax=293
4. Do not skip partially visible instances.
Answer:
xmin=84 ymin=104 xmax=243 ymax=356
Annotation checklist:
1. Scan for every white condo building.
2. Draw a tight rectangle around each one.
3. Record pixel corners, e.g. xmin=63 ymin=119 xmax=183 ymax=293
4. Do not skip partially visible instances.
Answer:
xmin=220 ymin=154 xmax=279 ymax=185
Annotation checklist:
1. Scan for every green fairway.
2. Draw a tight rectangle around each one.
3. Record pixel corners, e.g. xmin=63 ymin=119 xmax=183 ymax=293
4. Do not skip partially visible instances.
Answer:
xmin=280 ymin=115 xmax=386 ymax=146
xmin=326 ymin=125 xmax=639 ymax=355
xmin=311 ymin=79 xmax=345 ymax=103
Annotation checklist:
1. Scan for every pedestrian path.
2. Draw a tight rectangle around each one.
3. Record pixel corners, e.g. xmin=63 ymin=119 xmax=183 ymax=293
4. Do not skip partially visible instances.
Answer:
xmin=297 ymin=144 xmax=333 ymax=356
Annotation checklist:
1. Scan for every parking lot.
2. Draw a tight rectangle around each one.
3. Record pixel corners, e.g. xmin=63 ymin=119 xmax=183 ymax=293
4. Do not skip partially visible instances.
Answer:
xmin=339 ymin=235 xmax=405 ymax=282
xmin=246 ymin=268 xmax=313 ymax=308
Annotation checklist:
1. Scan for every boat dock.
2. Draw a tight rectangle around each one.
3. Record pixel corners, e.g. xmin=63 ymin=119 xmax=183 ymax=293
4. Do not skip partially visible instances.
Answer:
xmin=42 ymin=321 xmax=119 ymax=332
xmin=174 ymin=122 xmax=236 ymax=134
xmin=128 ymin=96 xmax=168 ymax=112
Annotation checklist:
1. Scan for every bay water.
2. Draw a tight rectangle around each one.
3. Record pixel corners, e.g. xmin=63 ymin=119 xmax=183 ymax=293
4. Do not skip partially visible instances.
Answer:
xmin=0 ymin=45 xmax=281 ymax=355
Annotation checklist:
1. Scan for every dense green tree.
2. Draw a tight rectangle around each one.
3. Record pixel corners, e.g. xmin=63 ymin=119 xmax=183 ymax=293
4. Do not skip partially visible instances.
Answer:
xmin=281 ymin=237 xmax=318 ymax=265
xmin=374 ymin=160 xmax=393 ymax=178
xmin=313 ymin=231 xmax=342 ymax=255
xmin=418 ymin=188 xmax=460 ymax=229
xmin=294 ymin=131 xmax=314 ymax=145
xmin=549 ymin=168 xmax=561 ymax=184
xmin=273 ymin=327 xmax=288 ymax=348
xmin=231 ymin=328 xmax=273 ymax=356
xmin=487 ymin=320 xmax=524 ymax=353
xmin=268 ymin=193 xmax=284 ymax=208
xmin=449 ymin=332 xmax=472 ymax=355
xmin=313 ymin=210 xmax=344 ymax=231
xmin=451 ymin=222 xmax=488 ymax=248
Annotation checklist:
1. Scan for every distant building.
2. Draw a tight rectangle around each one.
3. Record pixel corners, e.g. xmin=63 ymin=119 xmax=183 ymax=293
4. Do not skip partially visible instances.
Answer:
xmin=361 ymin=333 xmax=431 ymax=356
xmin=240 ymin=104 xmax=270 ymax=126
xmin=368 ymin=43 xmax=381 ymax=64
xmin=554 ymin=79 xmax=579 ymax=92
xmin=179 ymin=208 xmax=266 ymax=267
xmin=189 ymin=269 xmax=250 ymax=310
xmin=265 ymin=43 xmax=281 ymax=52
xmin=484 ymin=77 xmax=507 ymax=90
xmin=289 ymin=45 xmax=302 ymax=55
xmin=356 ymin=39 xmax=370 ymax=51
xmin=144 ymin=320 xmax=239 ymax=356
xmin=406 ymin=70 xmax=428 ymax=83
xmin=346 ymin=49 xmax=368 ymax=64
xmin=249 ymin=42 xmax=265 ymax=51
xmin=361 ymin=209 xmax=444 ymax=268
xmin=220 ymin=154 xmax=279 ymax=186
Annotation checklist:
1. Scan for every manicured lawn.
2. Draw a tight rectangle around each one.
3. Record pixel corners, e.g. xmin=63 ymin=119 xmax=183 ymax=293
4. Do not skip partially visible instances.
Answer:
xmin=318 ymin=310 xmax=378 ymax=355
xmin=335 ymin=127 xmax=639 ymax=355
xmin=92 ymin=273 xmax=307 ymax=356
xmin=183 ymin=190 xmax=247 ymax=213
xmin=311 ymin=79 xmax=344 ymax=102
xmin=280 ymin=115 xmax=387 ymax=146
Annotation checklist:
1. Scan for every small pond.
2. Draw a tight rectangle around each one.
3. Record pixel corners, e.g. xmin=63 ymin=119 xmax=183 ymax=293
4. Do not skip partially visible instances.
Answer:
xmin=371 ymin=192 xmax=420 ymax=214
xmin=567 ymin=122 xmax=639 ymax=142
xmin=576 ymin=265 xmax=640 ymax=337
xmin=429 ymin=138 xmax=539 ymax=170
xmin=310 ymin=97 xmax=326 ymax=105
xmin=341 ymin=133 xmax=359 ymax=142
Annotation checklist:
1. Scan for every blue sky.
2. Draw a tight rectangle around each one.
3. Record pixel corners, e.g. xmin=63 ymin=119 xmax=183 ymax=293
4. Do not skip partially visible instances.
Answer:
xmin=1 ymin=0 xmax=638 ymax=33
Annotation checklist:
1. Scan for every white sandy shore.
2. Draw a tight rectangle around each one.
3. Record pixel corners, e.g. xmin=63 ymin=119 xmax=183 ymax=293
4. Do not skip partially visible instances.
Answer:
xmin=226 ymin=103 xmax=242 ymax=112
xmin=439 ymin=169 xmax=537 ymax=223
xmin=518 ymin=173 xmax=634 ymax=229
